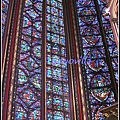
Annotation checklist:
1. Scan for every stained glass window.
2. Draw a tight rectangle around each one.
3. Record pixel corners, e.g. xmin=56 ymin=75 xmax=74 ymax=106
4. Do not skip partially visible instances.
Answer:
xmin=13 ymin=0 xmax=43 ymax=119
xmin=2 ymin=0 xmax=9 ymax=36
xmin=2 ymin=0 xmax=118 ymax=119
xmin=76 ymin=0 xmax=118 ymax=119
xmin=46 ymin=0 xmax=70 ymax=119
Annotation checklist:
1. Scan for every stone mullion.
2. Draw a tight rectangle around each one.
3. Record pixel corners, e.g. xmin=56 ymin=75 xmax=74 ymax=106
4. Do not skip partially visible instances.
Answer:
xmin=2 ymin=0 xmax=22 ymax=119
xmin=41 ymin=0 xmax=47 ymax=120
xmin=7 ymin=0 xmax=24 ymax=119
xmin=2 ymin=0 xmax=15 ymax=110
xmin=63 ymin=0 xmax=77 ymax=119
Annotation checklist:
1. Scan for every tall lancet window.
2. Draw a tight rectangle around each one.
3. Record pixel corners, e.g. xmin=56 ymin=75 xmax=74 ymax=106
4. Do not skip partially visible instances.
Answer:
xmin=76 ymin=0 xmax=118 ymax=119
xmin=2 ymin=0 xmax=72 ymax=120
xmin=12 ymin=0 xmax=43 ymax=119
xmin=46 ymin=0 xmax=70 ymax=119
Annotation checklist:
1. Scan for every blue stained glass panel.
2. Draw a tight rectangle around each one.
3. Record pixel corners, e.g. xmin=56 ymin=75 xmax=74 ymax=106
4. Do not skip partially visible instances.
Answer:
xmin=15 ymin=104 xmax=27 ymax=119
xmin=29 ymin=109 xmax=41 ymax=120
xmin=53 ymin=81 xmax=63 ymax=95
xmin=53 ymin=95 xmax=63 ymax=110
xmin=47 ymin=54 xmax=51 ymax=65
xmin=46 ymin=80 xmax=52 ymax=93
xmin=18 ymin=69 xmax=27 ymax=84
xmin=64 ymin=97 xmax=70 ymax=111
xmin=47 ymin=110 xmax=53 ymax=119
xmin=47 ymin=43 xmax=51 ymax=52
xmin=47 ymin=6 xmax=51 ymax=13
xmin=51 ymin=0 xmax=57 ymax=7
xmin=52 ymin=55 xmax=61 ymax=67
xmin=47 ymin=66 xmax=52 ymax=78
xmin=60 ymin=36 xmax=65 ymax=45
xmin=53 ymin=111 xmax=64 ymax=120
xmin=34 ymin=2 xmax=42 ymax=11
xmin=47 ymin=32 xmax=51 ymax=40
xmin=52 ymin=44 xmax=60 ymax=54
xmin=47 ymin=95 xmax=52 ymax=108
xmin=51 ymin=7 xmax=58 ymax=16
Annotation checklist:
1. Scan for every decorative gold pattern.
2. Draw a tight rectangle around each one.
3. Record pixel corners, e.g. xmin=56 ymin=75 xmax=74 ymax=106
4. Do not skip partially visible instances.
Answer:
xmin=100 ymin=103 xmax=118 ymax=118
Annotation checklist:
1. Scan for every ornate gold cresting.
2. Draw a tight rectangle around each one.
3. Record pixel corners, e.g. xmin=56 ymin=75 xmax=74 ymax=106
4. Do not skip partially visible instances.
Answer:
xmin=99 ymin=102 xmax=118 ymax=119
